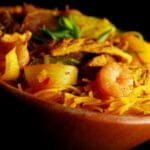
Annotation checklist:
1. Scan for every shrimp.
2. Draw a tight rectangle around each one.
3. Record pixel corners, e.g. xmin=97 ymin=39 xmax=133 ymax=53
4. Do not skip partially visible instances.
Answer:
xmin=96 ymin=61 xmax=134 ymax=98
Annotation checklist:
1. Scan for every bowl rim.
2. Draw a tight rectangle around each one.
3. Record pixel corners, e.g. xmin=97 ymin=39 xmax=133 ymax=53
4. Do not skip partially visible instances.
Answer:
xmin=1 ymin=80 xmax=150 ymax=125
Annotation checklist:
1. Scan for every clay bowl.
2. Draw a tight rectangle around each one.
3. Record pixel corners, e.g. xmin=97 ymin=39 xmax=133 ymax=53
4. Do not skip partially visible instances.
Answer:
xmin=1 ymin=80 xmax=150 ymax=150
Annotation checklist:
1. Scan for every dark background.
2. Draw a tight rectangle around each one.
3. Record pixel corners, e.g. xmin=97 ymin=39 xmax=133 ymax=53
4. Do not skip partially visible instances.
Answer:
xmin=0 ymin=0 xmax=150 ymax=40
xmin=0 ymin=0 xmax=150 ymax=149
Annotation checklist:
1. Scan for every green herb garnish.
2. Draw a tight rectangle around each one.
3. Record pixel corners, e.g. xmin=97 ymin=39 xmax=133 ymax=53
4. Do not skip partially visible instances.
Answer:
xmin=41 ymin=26 xmax=72 ymax=40
xmin=30 ymin=58 xmax=43 ymax=64
xmin=40 ymin=14 xmax=80 ymax=41
xmin=44 ymin=55 xmax=80 ymax=65
xmin=97 ymin=29 xmax=112 ymax=42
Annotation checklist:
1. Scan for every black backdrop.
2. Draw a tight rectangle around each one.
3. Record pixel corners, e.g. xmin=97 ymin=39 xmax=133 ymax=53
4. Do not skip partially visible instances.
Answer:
xmin=0 ymin=0 xmax=150 ymax=149
xmin=0 ymin=0 xmax=150 ymax=40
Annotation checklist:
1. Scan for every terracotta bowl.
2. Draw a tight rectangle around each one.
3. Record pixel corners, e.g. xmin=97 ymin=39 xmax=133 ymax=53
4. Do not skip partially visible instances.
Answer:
xmin=1 ymin=80 xmax=150 ymax=150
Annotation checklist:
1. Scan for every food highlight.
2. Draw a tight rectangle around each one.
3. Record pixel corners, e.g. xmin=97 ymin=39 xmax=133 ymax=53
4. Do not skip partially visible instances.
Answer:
xmin=0 ymin=4 xmax=150 ymax=115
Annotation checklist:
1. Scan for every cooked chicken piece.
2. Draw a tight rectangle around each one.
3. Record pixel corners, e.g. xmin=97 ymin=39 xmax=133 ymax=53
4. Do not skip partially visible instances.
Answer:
xmin=50 ymin=38 xmax=86 ymax=55
xmin=50 ymin=38 xmax=132 ymax=63
xmin=50 ymin=38 xmax=109 ymax=55
xmin=98 ymin=46 xmax=132 ymax=63
xmin=87 ymin=54 xmax=114 ymax=67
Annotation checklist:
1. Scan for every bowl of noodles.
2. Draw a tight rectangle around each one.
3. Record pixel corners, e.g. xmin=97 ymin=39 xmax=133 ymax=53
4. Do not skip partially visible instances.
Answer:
xmin=0 ymin=4 xmax=150 ymax=149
